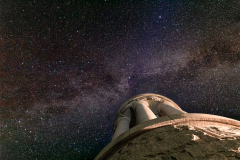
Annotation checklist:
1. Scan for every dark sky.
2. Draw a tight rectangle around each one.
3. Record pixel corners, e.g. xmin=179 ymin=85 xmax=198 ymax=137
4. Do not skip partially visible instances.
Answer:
xmin=1 ymin=0 xmax=240 ymax=159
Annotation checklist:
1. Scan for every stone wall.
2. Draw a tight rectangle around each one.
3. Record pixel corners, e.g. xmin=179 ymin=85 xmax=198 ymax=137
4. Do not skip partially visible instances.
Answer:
xmin=110 ymin=125 xmax=240 ymax=160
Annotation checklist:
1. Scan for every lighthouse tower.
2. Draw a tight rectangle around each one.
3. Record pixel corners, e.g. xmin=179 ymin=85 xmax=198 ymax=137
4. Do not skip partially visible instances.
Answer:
xmin=95 ymin=93 xmax=240 ymax=159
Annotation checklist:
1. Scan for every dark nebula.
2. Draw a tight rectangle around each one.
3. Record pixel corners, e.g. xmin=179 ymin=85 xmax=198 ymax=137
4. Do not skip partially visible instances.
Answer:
xmin=1 ymin=0 xmax=240 ymax=159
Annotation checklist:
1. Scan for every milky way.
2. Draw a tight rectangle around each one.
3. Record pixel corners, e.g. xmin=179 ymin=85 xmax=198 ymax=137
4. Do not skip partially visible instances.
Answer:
xmin=1 ymin=1 xmax=240 ymax=159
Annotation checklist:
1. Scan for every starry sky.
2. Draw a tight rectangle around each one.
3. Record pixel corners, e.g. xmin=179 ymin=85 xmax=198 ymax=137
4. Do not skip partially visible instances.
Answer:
xmin=1 ymin=0 xmax=240 ymax=159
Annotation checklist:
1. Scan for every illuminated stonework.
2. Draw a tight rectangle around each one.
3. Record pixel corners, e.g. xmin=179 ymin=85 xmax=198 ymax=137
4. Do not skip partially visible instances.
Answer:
xmin=95 ymin=93 xmax=240 ymax=160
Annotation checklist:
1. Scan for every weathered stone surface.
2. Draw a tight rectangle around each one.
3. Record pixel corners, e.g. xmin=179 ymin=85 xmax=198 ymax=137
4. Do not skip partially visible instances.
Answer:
xmin=110 ymin=125 xmax=240 ymax=160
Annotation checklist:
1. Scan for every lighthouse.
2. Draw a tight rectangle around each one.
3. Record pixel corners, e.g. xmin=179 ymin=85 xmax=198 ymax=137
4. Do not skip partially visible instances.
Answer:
xmin=95 ymin=93 xmax=240 ymax=159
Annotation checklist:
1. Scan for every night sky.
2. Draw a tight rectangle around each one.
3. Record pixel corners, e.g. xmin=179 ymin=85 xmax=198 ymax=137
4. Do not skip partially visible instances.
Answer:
xmin=1 ymin=0 xmax=240 ymax=159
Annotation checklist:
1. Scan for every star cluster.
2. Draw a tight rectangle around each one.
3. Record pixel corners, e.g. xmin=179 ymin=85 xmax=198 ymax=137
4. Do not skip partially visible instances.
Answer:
xmin=1 ymin=0 xmax=240 ymax=159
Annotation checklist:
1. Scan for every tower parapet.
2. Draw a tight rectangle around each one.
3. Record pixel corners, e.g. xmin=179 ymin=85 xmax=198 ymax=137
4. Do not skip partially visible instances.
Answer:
xmin=112 ymin=93 xmax=186 ymax=140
